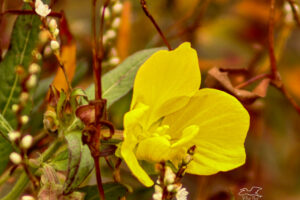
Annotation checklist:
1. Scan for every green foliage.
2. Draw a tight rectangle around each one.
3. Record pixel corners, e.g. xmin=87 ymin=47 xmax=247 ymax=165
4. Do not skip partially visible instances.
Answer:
xmin=0 ymin=5 xmax=41 ymax=128
xmin=86 ymin=47 xmax=165 ymax=107
xmin=64 ymin=131 xmax=94 ymax=194
xmin=79 ymin=182 xmax=128 ymax=200
xmin=0 ymin=114 xmax=14 ymax=175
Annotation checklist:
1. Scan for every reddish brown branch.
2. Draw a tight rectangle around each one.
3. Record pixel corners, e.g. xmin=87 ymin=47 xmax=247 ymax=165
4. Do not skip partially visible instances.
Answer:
xmin=139 ymin=0 xmax=172 ymax=50
xmin=268 ymin=0 xmax=279 ymax=81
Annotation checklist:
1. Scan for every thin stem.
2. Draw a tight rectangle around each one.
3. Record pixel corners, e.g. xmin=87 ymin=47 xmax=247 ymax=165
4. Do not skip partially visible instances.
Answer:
xmin=93 ymin=156 xmax=106 ymax=200
xmin=139 ymin=0 xmax=172 ymax=50
xmin=236 ymin=73 xmax=270 ymax=89
xmin=268 ymin=0 xmax=279 ymax=80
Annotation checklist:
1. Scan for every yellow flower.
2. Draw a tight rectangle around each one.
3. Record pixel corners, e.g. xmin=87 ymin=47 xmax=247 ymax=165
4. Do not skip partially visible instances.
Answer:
xmin=120 ymin=43 xmax=250 ymax=187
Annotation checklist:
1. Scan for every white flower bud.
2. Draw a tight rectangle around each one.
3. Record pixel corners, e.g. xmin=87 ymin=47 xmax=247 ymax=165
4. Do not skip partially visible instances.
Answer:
xmin=154 ymin=185 xmax=162 ymax=193
xmin=9 ymin=152 xmax=22 ymax=165
xmin=21 ymin=115 xmax=29 ymax=125
xmin=109 ymin=57 xmax=120 ymax=65
xmin=29 ymin=63 xmax=41 ymax=74
xmin=104 ymin=8 xmax=111 ymax=20
xmin=112 ymin=17 xmax=121 ymax=29
xmin=21 ymin=195 xmax=35 ymax=200
xmin=8 ymin=131 xmax=21 ymax=142
xmin=104 ymin=30 xmax=117 ymax=40
xmin=112 ymin=2 xmax=123 ymax=14
xmin=26 ymin=75 xmax=37 ymax=89
xmin=183 ymin=154 xmax=192 ymax=165
xmin=21 ymin=135 xmax=33 ymax=149
xmin=48 ymin=19 xmax=57 ymax=32
xmin=20 ymin=92 xmax=29 ymax=103
xmin=50 ymin=40 xmax=60 ymax=51
xmin=53 ymin=28 xmax=59 ymax=37
xmin=164 ymin=167 xmax=176 ymax=185
xmin=176 ymin=187 xmax=189 ymax=200
xmin=167 ymin=184 xmax=175 ymax=192
xmin=35 ymin=0 xmax=51 ymax=17
xmin=12 ymin=104 xmax=20 ymax=112
xmin=152 ymin=192 xmax=162 ymax=200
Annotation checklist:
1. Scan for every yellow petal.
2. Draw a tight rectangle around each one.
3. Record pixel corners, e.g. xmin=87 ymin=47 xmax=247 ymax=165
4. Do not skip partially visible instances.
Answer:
xmin=121 ymin=105 xmax=154 ymax=187
xmin=131 ymin=42 xmax=200 ymax=128
xmin=163 ymin=88 xmax=249 ymax=174
xmin=136 ymin=136 xmax=171 ymax=162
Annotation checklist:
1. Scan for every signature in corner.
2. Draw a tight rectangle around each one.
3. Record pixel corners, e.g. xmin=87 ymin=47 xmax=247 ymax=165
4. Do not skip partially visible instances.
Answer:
xmin=238 ymin=186 xmax=263 ymax=200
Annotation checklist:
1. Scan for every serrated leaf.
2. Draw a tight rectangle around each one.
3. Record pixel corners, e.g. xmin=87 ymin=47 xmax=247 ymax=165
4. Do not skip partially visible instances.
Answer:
xmin=64 ymin=131 xmax=94 ymax=194
xmin=86 ymin=47 xmax=165 ymax=107
xmin=79 ymin=182 xmax=128 ymax=200
xmin=0 ymin=5 xmax=41 ymax=128
xmin=0 ymin=114 xmax=14 ymax=174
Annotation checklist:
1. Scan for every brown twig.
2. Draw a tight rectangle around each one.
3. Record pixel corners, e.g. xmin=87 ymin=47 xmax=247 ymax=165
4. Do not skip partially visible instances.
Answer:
xmin=287 ymin=0 xmax=300 ymax=27
xmin=236 ymin=73 xmax=270 ymax=89
xmin=139 ymin=0 xmax=172 ymax=50
xmin=268 ymin=0 xmax=279 ymax=81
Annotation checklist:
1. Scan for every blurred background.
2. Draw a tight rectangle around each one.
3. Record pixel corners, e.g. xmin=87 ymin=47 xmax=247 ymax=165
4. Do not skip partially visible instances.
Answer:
xmin=1 ymin=0 xmax=300 ymax=199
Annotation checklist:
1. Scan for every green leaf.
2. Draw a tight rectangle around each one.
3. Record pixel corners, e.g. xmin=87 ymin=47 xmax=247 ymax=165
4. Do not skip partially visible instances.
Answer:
xmin=64 ymin=131 xmax=94 ymax=194
xmin=50 ymin=149 xmax=69 ymax=171
xmin=79 ymin=182 xmax=128 ymax=200
xmin=86 ymin=47 xmax=165 ymax=107
xmin=0 ymin=5 xmax=41 ymax=128
xmin=0 ymin=114 xmax=14 ymax=174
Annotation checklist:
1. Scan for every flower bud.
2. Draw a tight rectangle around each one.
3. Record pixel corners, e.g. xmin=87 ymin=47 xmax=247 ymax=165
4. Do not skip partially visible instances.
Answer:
xmin=26 ymin=75 xmax=37 ymax=89
xmin=152 ymin=193 xmax=162 ymax=200
xmin=109 ymin=57 xmax=120 ymax=66
xmin=112 ymin=2 xmax=123 ymax=14
xmin=21 ymin=135 xmax=33 ymax=149
xmin=104 ymin=8 xmax=111 ymax=20
xmin=21 ymin=115 xmax=29 ymax=125
xmin=9 ymin=152 xmax=22 ymax=164
xmin=167 ymin=184 xmax=176 ymax=192
xmin=21 ymin=195 xmax=35 ymax=200
xmin=12 ymin=104 xmax=20 ymax=113
xmin=29 ymin=63 xmax=41 ymax=74
xmin=20 ymin=92 xmax=29 ymax=103
xmin=8 ymin=131 xmax=21 ymax=142
xmin=39 ymin=30 xmax=49 ymax=44
xmin=104 ymin=30 xmax=117 ymax=40
xmin=48 ymin=19 xmax=57 ymax=32
xmin=50 ymin=40 xmax=60 ymax=51
xmin=112 ymin=17 xmax=121 ymax=29
xmin=164 ymin=167 xmax=176 ymax=185
xmin=183 ymin=154 xmax=192 ymax=165
xmin=53 ymin=28 xmax=59 ymax=37
xmin=23 ymin=0 xmax=32 ymax=2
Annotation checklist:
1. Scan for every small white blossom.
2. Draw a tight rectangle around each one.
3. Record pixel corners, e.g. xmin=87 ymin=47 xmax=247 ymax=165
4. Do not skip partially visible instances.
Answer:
xmin=29 ymin=63 xmax=41 ymax=74
xmin=112 ymin=2 xmax=123 ymax=14
xmin=21 ymin=115 xmax=29 ymax=125
xmin=26 ymin=75 xmax=37 ymax=89
xmin=105 ymin=30 xmax=117 ymax=40
xmin=109 ymin=57 xmax=120 ymax=65
xmin=104 ymin=8 xmax=111 ymax=20
xmin=12 ymin=104 xmax=20 ymax=112
xmin=48 ymin=19 xmax=57 ymax=32
xmin=21 ymin=195 xmax=35 ymax=200
xmin=164 ymin=167 xmax=176 ymax=185
xmin=9 ymin=152 xmax=22 ymax=164
xmin=20 ymin=92 xmax=29 ymax=103
xmin=152 ymin=192 xmax=162 ymax=200
xmin=50 ymin=40 xmax=60 ymax=51
xmin=21 ymin=135 xmax=33 ymax=149
xmin=53 ymin=28 xmax=59 ymax=37
xmin=112 ymin=17 xmax=121 ymax=29
xmin=176 ymin=187 xmax=188 ymax=200
xmin=35 ymin=0 xmax=51 ymax=17
xmin=8 ymin=131 xmax=21 ymax=142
